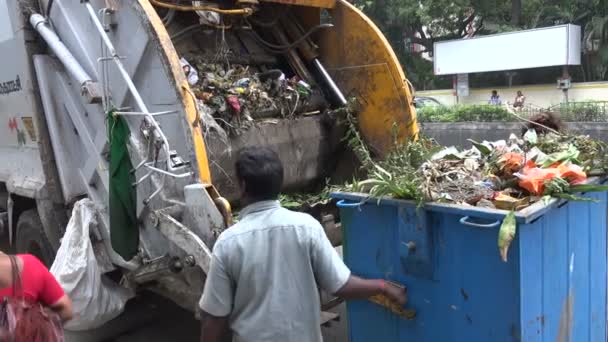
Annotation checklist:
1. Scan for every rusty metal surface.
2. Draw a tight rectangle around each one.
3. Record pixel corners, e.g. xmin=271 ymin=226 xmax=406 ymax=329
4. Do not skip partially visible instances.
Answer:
xmin=259 ymin=0 xmax=336 ymax=8
xmin=311 ymin=0 xmax=419 ymax=156
xmin=206 ymin=115 xmax=342 ymax=202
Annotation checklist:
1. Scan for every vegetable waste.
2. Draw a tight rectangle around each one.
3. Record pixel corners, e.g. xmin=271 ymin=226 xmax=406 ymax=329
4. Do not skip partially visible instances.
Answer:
xmin=185 ymin=58 xmax=320 ymax=136
xmin=281 ymin=112 xmax=608 ymax=262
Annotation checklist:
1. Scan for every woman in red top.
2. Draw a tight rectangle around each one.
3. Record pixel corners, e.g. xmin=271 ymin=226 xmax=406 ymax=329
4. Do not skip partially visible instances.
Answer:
xmin=0 ymin=252 xmax=73 ymax=321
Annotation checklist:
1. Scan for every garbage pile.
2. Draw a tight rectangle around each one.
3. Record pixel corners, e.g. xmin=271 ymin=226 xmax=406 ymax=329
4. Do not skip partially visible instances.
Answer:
xmin=181 ymin=57 xmax=317 ymax=136
xmin=333 ymin=121 xmax=608 ymax=262
xmin=337 ymin=109 xmax=608 ymax=212
xmin=418 ymin=130 xmax=608 ymax=210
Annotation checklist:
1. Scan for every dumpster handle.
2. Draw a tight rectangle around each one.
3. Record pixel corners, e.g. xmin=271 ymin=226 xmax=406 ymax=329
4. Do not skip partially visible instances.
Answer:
xmin=336 ymin=200 xmax=363 ymax=208
xmin=459 ymin=216 xmax=501 ymax=228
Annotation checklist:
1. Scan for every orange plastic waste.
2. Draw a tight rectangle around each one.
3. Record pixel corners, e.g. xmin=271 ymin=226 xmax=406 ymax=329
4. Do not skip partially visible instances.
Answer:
xmin=499 ymin=152 xmax=524 ymax=174
xmin=557 ymin=163 xmax=586 ymax=185
xmin=517 ymin=160 xmax=587 ymax=195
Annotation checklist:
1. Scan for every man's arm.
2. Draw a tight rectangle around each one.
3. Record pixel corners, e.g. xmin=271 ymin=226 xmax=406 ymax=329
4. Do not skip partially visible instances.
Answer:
xmin=200 ymin=312 xmax=230 ymax=342
xmin=335 ymin=276 xmax=406 ymax=304
xmin=199 ymin=250 xmax=234 ymax=342
xmin=50 ymin=294 xmax=74 ymax=322
xmin=38 ymin=257 xmax=74 ymax=322
xmin=309 ymin=222 xmax=406 ymax=305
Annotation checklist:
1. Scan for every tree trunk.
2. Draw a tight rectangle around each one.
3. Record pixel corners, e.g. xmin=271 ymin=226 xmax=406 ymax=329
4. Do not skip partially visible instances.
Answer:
xmin=511 ymin=0 xmax=522 ymax=26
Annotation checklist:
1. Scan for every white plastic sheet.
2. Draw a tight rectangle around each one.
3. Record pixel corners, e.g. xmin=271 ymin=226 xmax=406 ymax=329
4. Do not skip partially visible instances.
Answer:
xmin=50 ymin=199 xmax=133 ymax=331
xmin=193 ymin=1 xmax=221 ymax=27
xmin=180 ymin=57 xmax=199 ymax=86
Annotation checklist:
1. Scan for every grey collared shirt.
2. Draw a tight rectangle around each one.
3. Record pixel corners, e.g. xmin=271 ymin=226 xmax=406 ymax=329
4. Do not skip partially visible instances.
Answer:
xmin=199 ymin=200 xmax=351 ymax=342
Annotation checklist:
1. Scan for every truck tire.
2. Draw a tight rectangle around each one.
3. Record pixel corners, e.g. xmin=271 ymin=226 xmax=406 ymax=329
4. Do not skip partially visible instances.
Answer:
xmin=16 ymin=209 xmax=55 ymax=267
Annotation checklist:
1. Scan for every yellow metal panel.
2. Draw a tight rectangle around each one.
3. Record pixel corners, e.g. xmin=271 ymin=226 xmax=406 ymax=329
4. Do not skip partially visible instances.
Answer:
xmin=314 ymin=0 xmax=418 ymax=156
xmin=138 ymin=0 xmax=213 ymax=184
xmin=259 ymin=0 xmax=335 ymax=8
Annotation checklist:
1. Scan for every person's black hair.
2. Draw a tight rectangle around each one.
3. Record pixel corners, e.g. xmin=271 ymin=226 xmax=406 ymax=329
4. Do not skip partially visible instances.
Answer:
xmin=492 ymin=90 xmax=498 ymax=95
xmin=235 ymin=147 xmax=284 ymax=201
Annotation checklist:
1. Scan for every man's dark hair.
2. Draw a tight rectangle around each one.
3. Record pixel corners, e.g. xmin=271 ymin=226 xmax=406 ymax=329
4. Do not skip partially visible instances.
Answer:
xmin=492 ymin=90 xmax=498 ymax=96
xmin=235 ymin=147 xmax=284 ymax=201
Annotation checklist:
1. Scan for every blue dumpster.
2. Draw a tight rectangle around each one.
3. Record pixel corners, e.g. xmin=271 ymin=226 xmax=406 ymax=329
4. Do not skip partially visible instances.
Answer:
xmin=333 ymin=191 xmax=607 ymax=342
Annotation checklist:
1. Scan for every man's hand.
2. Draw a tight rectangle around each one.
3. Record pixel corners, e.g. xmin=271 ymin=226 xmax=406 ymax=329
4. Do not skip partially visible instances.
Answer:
xmin=383 ymin=281 xmax=407 ymax=306
xmin=335 ymin=276 xmax=408 ymax=306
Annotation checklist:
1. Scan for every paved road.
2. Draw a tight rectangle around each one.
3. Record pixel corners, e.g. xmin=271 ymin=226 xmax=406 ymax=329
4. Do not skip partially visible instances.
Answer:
xmin=65 ymin=292 xmax=200 ymax=342
xmin=2 ymin=239 xmax=347 ymax=342
xmin=65 ymin=291 xmax=347 ymax=342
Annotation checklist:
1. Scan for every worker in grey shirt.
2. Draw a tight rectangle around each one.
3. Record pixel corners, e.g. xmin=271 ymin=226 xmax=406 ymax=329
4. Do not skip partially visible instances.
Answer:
xmin=199 ymin=147 xmax=406 ymax=342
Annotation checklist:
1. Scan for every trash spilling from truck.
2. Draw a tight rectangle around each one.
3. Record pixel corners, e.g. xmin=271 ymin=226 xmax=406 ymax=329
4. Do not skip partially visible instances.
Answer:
xmin=186 ymin=59 xmax=320 ymax=135
xmin=282 ymin=113 xmax=608 ymax=262
xmin=339 ymin=114 xmax=608 ymax=210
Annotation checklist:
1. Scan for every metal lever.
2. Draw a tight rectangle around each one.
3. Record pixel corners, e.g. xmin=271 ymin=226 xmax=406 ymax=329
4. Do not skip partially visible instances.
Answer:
xmin=313 ymin=59 xmax=347 ymax=106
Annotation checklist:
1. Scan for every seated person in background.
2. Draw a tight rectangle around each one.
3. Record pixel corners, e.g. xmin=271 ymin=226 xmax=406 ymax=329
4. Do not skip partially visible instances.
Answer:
xmin=513 ymin=91 xmax=526 ymax=110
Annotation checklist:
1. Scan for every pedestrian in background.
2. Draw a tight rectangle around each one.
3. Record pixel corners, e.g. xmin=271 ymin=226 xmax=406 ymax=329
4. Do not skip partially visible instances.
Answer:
xmin=513 ymin=90 xmax=526 ymax=110
xmin=199 ymin=147 xmax=406 ymax=342
xmin=0 ymin=252 xmax=73 ymax=341
xmin=488 ymin=90 xmax=502 ymax=105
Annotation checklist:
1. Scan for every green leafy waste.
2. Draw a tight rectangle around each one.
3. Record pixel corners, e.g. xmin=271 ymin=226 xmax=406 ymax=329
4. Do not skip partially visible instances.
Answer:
xmin=279 ymin=110 xmax=439 ymax=208
xmin=498 ymin=211 xmax=516 ymax=263
xmin=340 ymin=112 xmax=439 ymax=205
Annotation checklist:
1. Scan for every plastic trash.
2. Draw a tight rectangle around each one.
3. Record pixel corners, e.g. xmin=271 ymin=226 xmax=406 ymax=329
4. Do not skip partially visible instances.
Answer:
xmin=50 ymin=199 xmax=134 ymax=331
xmin=516 ymin=160 xmax=587 ymax=195
xmin=226 ymin=95 xmax=241 ymax=115
xmin=193 ymin=1 xmax=221 ymax=26
xmin=180 ymin=57 xmax=199 ymax=86
xmin=233 ymin=78 xmax=250 ymax=88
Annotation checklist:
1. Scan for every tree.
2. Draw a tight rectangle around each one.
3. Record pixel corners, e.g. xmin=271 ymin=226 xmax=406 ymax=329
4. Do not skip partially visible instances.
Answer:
xmin=353 ymin=0 xmax=500 ymax=89
xmin=354 ymin=0 xmax=608 ymax=88
xmin=511 ymin=0 xmax=521 ymax=26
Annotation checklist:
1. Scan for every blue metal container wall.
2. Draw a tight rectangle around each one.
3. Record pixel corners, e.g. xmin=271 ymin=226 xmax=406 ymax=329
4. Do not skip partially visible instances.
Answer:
xmin=337 ymin=192 xmax=607 ymax=342
xmin=518 ymin=193 xmax=607 ymax=342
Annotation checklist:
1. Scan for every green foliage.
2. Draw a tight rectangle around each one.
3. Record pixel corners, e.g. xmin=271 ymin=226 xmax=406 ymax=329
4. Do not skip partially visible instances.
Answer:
xmin=279 ymin=182 xmax=334 ymax=209
xmin=353 ymin=0 xmax=608 ymax=87
xmin=418 ymin=102 xmax=608 ymax=123
xmin=340 ymin=112 xmax=439 ymax=203
xmin=555 ymin=101 xmax=608 ymax=122
xmin=417 ymin=105 xmax=515 ymax=122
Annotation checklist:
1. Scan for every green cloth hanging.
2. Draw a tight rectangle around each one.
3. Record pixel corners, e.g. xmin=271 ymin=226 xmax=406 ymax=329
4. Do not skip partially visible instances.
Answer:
xmin=108 ymin=110 xmax=139 ymax=260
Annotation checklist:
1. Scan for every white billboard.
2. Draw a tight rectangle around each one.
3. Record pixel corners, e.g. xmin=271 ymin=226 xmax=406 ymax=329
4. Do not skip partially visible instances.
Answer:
xmin=434 ymin=25 xmax=581 ymax=75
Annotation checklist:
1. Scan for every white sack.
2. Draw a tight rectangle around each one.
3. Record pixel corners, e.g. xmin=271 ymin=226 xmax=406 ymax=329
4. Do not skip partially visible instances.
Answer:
xmin=50 ymin=199 xmax=134 ymax=331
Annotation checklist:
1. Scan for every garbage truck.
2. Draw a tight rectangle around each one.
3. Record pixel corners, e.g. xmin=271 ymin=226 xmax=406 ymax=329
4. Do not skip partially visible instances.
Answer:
xmin=0 ymin=0 xmax=418 ymax=318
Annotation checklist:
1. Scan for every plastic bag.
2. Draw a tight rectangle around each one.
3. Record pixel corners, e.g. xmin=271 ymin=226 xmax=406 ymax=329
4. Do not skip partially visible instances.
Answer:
xmin=1 ymin=298 xmax=65 ymax=342
xmin=498 ymin=152 xmax=524 ymax=174
xmin=180 ymin=57 xmax=199 ymax=86
xmin=556 ymin=163 xmax=587 ymax=185
xmin=517 ymin=160 xmax=587 ymax=195
xmin=193 ymin=1 xmax=221 ymax=26
xmin=50 ymin=200 xmax=133 ymax=331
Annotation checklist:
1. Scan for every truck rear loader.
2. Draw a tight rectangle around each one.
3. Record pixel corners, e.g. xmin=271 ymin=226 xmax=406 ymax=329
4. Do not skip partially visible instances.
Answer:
xmin=0 ymin=0 xmax=418 ymax=317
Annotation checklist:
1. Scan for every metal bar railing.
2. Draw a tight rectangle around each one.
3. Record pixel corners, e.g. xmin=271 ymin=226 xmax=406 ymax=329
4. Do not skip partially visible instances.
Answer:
xmin=84 ymin=1 xmax=183 ymax=172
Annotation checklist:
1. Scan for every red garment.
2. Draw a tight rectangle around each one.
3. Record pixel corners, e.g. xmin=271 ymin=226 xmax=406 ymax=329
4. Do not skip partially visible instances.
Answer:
xmin=0 ymin=254 xmax=65 ymax=306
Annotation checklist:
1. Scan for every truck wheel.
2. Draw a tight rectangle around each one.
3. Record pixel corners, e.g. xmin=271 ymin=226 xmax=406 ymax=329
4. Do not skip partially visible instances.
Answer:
xmin=16 ymin=209 xmax=55 ymax=267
